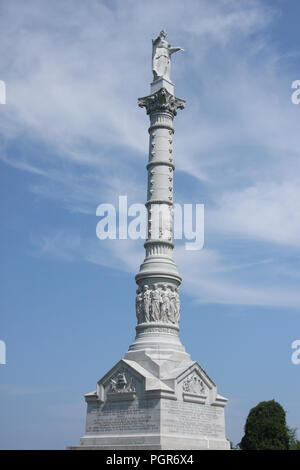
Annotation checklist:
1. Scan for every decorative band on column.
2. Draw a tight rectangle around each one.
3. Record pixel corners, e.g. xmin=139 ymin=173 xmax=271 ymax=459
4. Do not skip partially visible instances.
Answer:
xmin=148 ymin=124 xmax=174 ymax=134
xmin=145 ymin=199 xmax=174 ymax=207
xmin=146 ymin=161 xmax=175 ymax=170
xmin=135 ymin=322 xmax=180 ymax=335
xmin=144 ymin=239 xmax=174 ymax=251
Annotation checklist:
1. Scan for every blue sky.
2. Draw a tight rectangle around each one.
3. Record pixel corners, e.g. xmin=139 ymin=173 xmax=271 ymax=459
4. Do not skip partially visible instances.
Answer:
xmin=0 ymin=0 xmax=300 ymax=449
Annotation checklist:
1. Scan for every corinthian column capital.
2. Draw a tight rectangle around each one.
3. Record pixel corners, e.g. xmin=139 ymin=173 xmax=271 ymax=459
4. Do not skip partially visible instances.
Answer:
xmin=138 ymin=87 xmax=186 ymax=117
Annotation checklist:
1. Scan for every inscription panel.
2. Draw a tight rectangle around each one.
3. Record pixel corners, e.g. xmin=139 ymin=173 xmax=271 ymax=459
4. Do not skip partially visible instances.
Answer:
xmin=162 ymin=401 xmax=225 ymax=438
xmin=86 ymin=401 xmax=159 ymax=434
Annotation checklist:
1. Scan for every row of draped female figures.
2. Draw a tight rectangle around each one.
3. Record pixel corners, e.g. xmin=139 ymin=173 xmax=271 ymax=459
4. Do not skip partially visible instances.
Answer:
xmin=136 ymin=284 xmax=180 ymax=325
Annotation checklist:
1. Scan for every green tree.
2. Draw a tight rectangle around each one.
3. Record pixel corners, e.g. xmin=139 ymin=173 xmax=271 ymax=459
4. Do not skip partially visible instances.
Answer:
xmin=288 ymin=427 xmax=300 ymax=450
xmin=239 ymin=400 xmax=290 ymax=450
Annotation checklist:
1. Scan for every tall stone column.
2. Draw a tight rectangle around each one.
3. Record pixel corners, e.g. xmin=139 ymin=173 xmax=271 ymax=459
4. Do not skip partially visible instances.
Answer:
xmin=125 ymin=88 xmax=189 ymax=365
xmin=69 ymin=31 xmax=230 ymax=451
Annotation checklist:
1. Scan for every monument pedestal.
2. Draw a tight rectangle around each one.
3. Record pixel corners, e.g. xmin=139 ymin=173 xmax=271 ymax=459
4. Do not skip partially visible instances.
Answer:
xmin=68 ymin=325 xmax=230 ymax=450
xmin=151 ymin=77 xmax=174 ymax=95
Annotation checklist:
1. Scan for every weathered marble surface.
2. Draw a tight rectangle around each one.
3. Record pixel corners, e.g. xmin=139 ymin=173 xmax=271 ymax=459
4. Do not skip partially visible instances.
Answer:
xmin=152 ymin=29 xmax=183 ymax=82
xmin=68 ymin=358 xmax=230 ymax=450
xmin=68 ymin=31 xmax=230 ymax=451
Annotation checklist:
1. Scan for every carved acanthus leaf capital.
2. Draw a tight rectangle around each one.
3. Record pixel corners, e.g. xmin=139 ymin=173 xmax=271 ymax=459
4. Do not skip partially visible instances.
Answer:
xmin=138 ymin=88 xmax=186 ymax=117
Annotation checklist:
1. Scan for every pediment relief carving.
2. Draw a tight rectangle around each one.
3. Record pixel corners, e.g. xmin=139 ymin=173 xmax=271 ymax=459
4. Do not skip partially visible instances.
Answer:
xmin=108 ymin=369 xmax=136 ymax=394
xmin=182 ymin=373 xmax=206 ymax=395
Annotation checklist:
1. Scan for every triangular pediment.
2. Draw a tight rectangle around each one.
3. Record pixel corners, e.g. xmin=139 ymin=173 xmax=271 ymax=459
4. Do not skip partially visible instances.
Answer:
xmin=85 ymin=358 xmax=175 ymax=402
xmin=176 ymin=361 xmax=216 ymax=389
xmin=94 ymin=359 xmax=143 ymax=401
xmin=173 ymin=362 xmax=218 ymax=404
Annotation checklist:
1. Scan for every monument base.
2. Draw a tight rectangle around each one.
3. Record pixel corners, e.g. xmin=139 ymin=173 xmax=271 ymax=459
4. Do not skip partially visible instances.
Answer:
xmin=68 ymin=328 xmax=230 ymax=450
xmin=68 ymin=435 xmax=230 ymax=450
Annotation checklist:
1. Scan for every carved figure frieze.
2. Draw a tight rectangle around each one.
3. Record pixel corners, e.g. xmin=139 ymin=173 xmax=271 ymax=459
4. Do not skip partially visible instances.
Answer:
xmin=136 ymin=283 xmax=180 ymax=325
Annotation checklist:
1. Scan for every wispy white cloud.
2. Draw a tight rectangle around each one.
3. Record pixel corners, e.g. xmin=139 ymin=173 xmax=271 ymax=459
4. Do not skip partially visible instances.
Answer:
xmin=2 ymin=0 xmax=300 ymax=309
xmin=174 ymin=246 xmax=300 ymax=308
xmin=208 ymin=179 xmax=300 ymax=248
xmin=0 ymin=0 xmax=279 ymax=182
xmin=31 ymin=229 xmax=300 ymax=308
xmin=31 ymin=229 xmax=143 ymax=274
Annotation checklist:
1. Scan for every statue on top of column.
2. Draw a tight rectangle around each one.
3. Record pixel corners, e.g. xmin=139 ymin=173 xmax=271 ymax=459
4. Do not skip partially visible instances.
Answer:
xmin=152 ymin=30 xmax=184 ymax=81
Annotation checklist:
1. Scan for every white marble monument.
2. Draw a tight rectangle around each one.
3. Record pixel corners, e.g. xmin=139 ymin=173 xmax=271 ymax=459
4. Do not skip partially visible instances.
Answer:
xmin=69 ymin=31 xmax=230 ymax=450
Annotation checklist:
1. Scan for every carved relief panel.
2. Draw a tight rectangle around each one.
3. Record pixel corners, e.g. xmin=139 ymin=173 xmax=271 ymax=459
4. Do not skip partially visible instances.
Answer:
xmin=136 ymin=283 xmax=180 ymax=325
xmin=182 ymin=374 xmax=205 ymax=395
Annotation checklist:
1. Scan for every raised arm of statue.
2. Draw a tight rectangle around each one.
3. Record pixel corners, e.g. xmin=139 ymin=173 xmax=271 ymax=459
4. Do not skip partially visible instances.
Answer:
xmin=169 ymin=46 xmax=184 ymax=55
